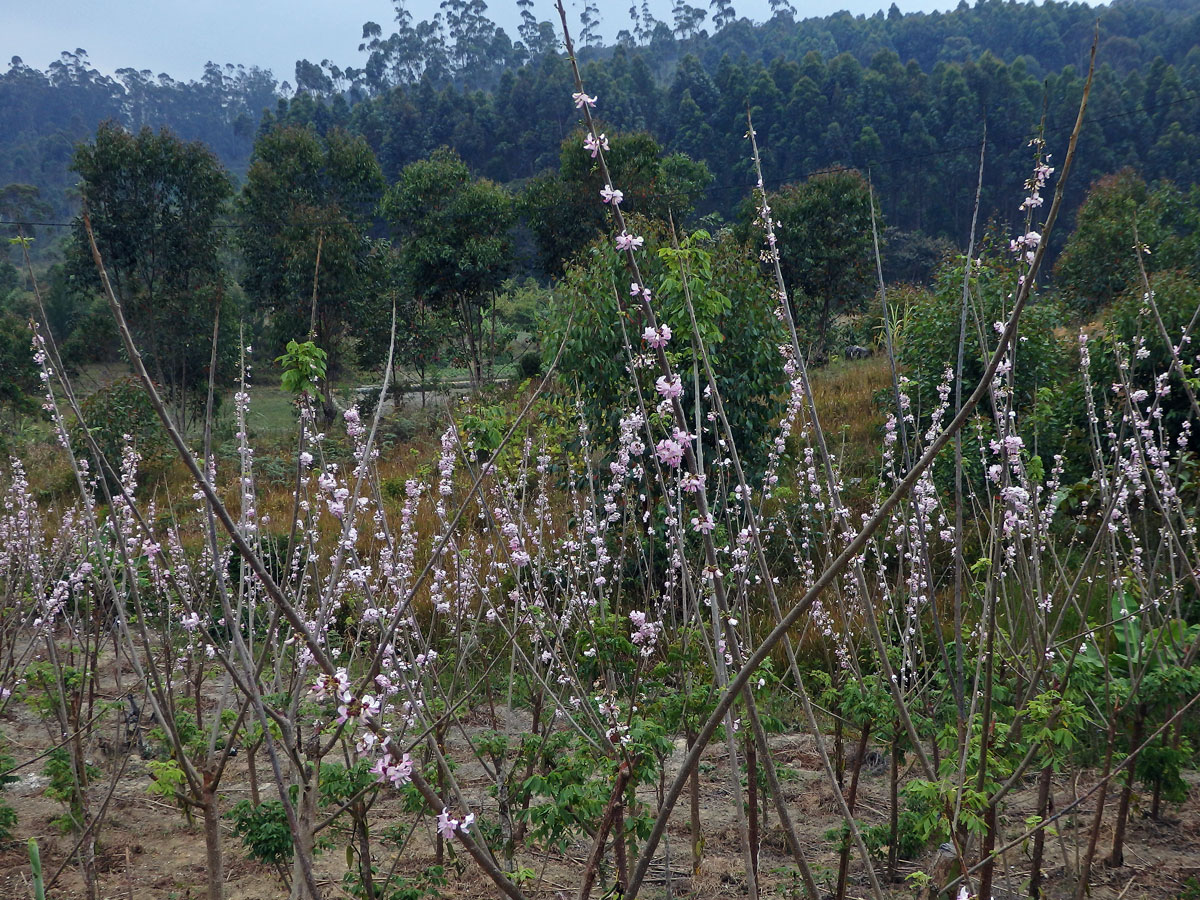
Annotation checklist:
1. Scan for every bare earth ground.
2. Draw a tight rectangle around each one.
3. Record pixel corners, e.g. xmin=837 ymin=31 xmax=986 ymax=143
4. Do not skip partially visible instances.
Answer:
xmin=2 ymin=643 xmax=1200 ymax=900
xmin=3 ymin=676 xmax=1200 ymax=900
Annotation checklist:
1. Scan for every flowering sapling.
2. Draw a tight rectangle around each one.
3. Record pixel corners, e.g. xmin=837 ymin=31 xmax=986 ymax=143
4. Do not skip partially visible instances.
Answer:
xmin=275 ymin=339 xmax=328 ymax=400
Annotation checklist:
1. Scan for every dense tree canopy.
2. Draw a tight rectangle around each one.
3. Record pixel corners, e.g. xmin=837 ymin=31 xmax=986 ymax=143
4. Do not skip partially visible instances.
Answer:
xmin=382 ymin=148 xmax=513 ymax=387
xmin=1055 ymin=169 xmax=1200 ymax=310
xmin=69 ymin=123 xmax=234 ymax=424
xmin=237 ymin=124 xmax=384 ymax=417
xmin=521 ymin=130 xmax=712 ymax=274
xmin=3 ymin=0 xmax=1200 ymax=248
xmin=753 ymin=169 xmax=877 ymax=349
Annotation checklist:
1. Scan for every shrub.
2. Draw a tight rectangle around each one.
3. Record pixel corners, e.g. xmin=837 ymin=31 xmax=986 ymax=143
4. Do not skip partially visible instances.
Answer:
xmin=71 ymin=377 xmax=174 ymax=486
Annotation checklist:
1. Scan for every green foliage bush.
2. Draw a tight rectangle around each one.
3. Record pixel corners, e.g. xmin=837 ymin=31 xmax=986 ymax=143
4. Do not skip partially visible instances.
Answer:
xmin=1054 ymin=170 xmax=1198 ymax=312
xmin=0 ymin=311 xmax=40 ymax=434
xmin=544 ymin=223 xmax=785 ymax=476
xmin=0 ymin=740 xmax=18 ymax=843
xmin=898 ymin=250 xmax=1077 ymax=465
xmin=43 ymin=747 xmax=100 ymax=833
xmin=227 ymin=798 xmax=294 ymax=865
xmin=71 ymin=377 xmax=174 ymax=485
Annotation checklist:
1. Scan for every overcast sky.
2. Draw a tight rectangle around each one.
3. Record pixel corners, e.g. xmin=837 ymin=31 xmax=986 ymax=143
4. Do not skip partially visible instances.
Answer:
xmin=5 ymin=0 xmax=962 ymax=84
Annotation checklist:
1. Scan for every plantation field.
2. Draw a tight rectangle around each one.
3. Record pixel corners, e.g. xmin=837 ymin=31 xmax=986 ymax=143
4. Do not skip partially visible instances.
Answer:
xmin=3 ymin=646 xmax=1200 ymax=900
xmin=6 ymin=4 xmax=1200 ymax=899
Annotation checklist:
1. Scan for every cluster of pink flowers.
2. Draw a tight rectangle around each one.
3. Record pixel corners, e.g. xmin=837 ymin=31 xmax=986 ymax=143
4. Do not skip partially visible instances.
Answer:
xmin=656 ymin=436 xmax=685 ymax=468
xmin=655 ymin=374 xmax=683 ymax=400
xmin=1010 ymin=230 xmax=1041 ymax=265
xmin=338 ymin=693 xmax=380 ymax=727
xmin=629 ymin=610 xmax=662 ymax=657
xmin=583 ymin=131 xmax=609 ymax=157
xmin=1020 ymin=139 xmax=1054 ymax=210
xmin=642 ymin=323 xmax=671 ymax=348
xmin=615 ymin=231 xmax=644 ymax=252
xmin=310 ymin=667 xmax=351 ymax=702
xmin=370 ymin=747 xmax=414 ymax=788
xmin=436 ymin=807 xmax=475 ymax=840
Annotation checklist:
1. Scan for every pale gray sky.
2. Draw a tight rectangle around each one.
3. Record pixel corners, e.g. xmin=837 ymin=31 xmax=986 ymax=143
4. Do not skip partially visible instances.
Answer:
xmin=5 ymin=0 xmax=959 ymax=84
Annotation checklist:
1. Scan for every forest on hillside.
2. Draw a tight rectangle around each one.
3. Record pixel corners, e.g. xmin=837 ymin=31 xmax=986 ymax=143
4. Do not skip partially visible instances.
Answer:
xmin=3 ymin=0 xmax=1200 ymax=235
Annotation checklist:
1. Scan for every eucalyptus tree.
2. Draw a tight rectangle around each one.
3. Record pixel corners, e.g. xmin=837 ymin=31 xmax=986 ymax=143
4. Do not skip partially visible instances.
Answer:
xmin=69 ymin=122 xmax=234 ymax=429
xmin=237 ymin=124 xmax=384 ymax=420
xmin=383 ymin=147 xmax=513 ymax=389
xmin=749 ymin=169 xmax=876 ymax=353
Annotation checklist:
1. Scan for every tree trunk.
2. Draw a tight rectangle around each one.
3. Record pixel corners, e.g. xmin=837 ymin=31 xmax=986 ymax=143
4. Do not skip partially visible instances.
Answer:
xmin=459 ymin=295 xmax=482 ymax=392
xmin=834 ymin=712 xmax=845 ymax=791
xmin=888 ymin=729 xmax=899 ymax=882
xmin=1029 ymin=763 xmax=1054 ymax=899
xmin=1107 ymin=707 xmax=1144 ymax=868
xmin=746 ymin=729 xmax=759 ymax=878
xmin=247 ymin=737 xmax=261 ymax=807
xmin=356 ymin=803 xmax=377 ymax=900
xmin=202 ymin=776 xmax=225 ymax=900
xmin=689 ymin=726 xmax=702 ymax=875
xmin=289 ymin=772 xmax=319 ymax=900
xmin=835 ymin=722 xmax=871 ymax=900
xmin=1075 ymin=721 xmax=1116 ymax=900
xmin=614 ymin=800 xmax=629 ymax=894
xmin=978 ymin=802 xmax=999 ymax=900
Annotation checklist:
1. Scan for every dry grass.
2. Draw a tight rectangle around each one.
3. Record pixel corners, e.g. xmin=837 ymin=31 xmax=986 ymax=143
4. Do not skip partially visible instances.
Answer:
xmin=808 ymin=354 xmax=890 ymax=488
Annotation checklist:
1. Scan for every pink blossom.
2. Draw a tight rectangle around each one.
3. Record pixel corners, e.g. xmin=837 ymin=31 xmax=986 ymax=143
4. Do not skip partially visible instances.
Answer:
xmin=615 ymin=231 xmax=644 ymax=252
xmin=358 ymin=694 xmax=380 ymax=724
xmin=437 ymin=808 xmax=459 ymax=840
xmin=655 ymin=374 xmax=683 ymax=400
xmin=572 ymin=91 xmax=597 ymax=108
xmin=600 ymin=184 xmax=623 ymax=205
xmin=643 ymin=324 xmax=671 ymax=348
xmin=583 ymin=132 xmax=609 ymax=157
xmin=656 ymin=437 xmax=684 ymax=468
xmin=629 ymin=610 xmax=661 ymax=655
